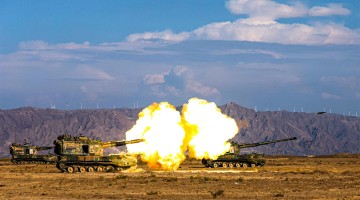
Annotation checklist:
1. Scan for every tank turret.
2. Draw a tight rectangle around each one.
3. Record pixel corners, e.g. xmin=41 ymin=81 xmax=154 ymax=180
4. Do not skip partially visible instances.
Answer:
xmin=9 ymin=143 xmax=56 ymax=164
xmin=202 ymin=136 xmax=297 ymax=168
xmin=51 ymin=134 xmax=144 ymax=173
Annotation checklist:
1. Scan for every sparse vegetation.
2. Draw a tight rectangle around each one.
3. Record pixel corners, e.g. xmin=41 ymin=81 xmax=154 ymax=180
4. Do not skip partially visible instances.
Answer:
xmin=237 ymin=176 xmax=244 ymax=182
xmin=274 ymin=192 xmax=285 ymax=197
xmin=203 ymin=176 xmax=211 ymax=181
xmin=190 ymin=175 xmax=221 ymax=182
xmin=146 ymin=191 xmax=160 ymax=195
xmin=164 ymin=177 xmax=178 ymax=182
xmin=0 ymin=155 xmax=359 ymax=199
xmin=209 ymin=189 xmax=224 ymax=198
xmin=115 ymin=174 xmax=128 ymax=179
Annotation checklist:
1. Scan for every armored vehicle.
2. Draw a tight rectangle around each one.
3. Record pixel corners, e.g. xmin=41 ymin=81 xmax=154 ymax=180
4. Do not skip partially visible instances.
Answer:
xmin=202 ymin=137 xmax=297 ymax=168
xmin=10 ymin=143 xmax=56 ymax=164
xmin=49 ymin=134 xmax=144 ymax=173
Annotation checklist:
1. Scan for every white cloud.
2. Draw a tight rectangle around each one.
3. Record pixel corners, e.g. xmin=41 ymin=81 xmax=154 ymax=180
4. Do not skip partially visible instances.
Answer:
xmin=187 ymin=81 xmax=219 ymax=96
xmin=13 ymin=40 xmax=91 ymax=62
xmin=143 ymin=74 xmax=165 ymax=84
xmin=309 ymin=4 xmax=351 ymax=17
xmin=320 ymin=76 xmax=359 ymax=89
xmin=19 ymin=40 xmax=49 ymax=50
xmin=321 ymin=92 xmax=342 ymax=100
xmin=123 ymin=0 xmax=360 ymax=45
xmin=69 ymin=66 xmax=115 ymax=81
xmin=193 ymin=19 xmax=360 ymax=45
xmin=233 ymin=63 xmax=302 ymax=86
xmin=320 ymin=76 xmax=360 ymax=100
xmin=210 ymin=49 xmax=285 ymax=59
xmin=80 ymin=85 xmax=98 ymax=101
xmin=226 ymin=0 xmax=308 ymax=21
xmin=127 ymin=30 xmax=190 ymax=42
xmin=19 ymin=40 xmax=90 ymax=50
xmin=227 ymin=1 xmax=351 ymax=19
xmin=142 ymin=66 xmax=219 ymax=98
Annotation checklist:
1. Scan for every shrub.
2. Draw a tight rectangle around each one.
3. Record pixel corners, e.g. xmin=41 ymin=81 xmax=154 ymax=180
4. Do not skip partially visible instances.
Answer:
xmin=209 ymin=189 xmax=224 ymax=198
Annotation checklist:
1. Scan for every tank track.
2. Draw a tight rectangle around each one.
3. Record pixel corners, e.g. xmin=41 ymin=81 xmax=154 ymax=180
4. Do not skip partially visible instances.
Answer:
xmin=56 ymin=162 xmax=136 ymax=173
xmin=11 ymin=159 xmax=54 ymax=165
xmin=202 ymin=159 xmax=264 ymax=169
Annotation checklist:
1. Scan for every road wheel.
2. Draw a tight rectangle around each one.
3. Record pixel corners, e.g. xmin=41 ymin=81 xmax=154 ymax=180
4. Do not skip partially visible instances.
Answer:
xmin=96 ymin=166 xmax=103 ymax=172
xmin=242 ymin=163 xmax=248 ymax=169
xmin=79 ymin=166 xmax=86 ymax=173
xmin=67 ymin=166 xmax=74 ymax=173
xmin=58 ymin=163 xmax=66 ymax=170
xmin=87 ymin=167 xmax=94 ymax=172
xmin=251 ymin=163 xmax=256 ymax=168
xmin=222 ymin=163 xmax=227 ymax=168
xmin=213 ymin=163 xmax=218 ymax=168
xmin=106 ymin=166 xmax=114 ymax=172
xmin=235 ymin=163 xmax=241 ymax=168
xmin=229 ymin=163 xmax=234 ymax=168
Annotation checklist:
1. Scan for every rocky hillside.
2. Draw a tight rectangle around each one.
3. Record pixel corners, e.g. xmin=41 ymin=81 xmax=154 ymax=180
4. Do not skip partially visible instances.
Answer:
xmin=222 ymin=102 xmax=360 ymax=155
xmin=1 ymin=103 xmax=359 ymax=157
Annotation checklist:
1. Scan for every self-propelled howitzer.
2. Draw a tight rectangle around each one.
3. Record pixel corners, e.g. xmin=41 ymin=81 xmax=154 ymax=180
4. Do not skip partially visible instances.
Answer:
xmin=10 ymin=143 xmax=56 ymax=164
xmin=51 ymin=134 xmax=144 ymax=173
xmin=202 ymin=136 xmax=297 ymax=168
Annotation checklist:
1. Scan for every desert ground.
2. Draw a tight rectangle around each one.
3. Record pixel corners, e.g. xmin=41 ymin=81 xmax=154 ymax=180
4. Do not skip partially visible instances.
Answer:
xmin=0 ymin=155 xmax=360 ymax=199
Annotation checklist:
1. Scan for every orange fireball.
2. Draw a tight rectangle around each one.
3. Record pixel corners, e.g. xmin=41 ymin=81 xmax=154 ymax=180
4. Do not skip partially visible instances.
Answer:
xmin=126 ymin=98 xmax=239 ymax=170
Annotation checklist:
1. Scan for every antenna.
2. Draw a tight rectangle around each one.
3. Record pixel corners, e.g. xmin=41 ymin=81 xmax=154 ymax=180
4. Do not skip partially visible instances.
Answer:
xmin=80 ymin=103 xmax=83 ymax=110
xmin=63 ymin=109 xmax=68 ymax=134
xmin=255 ymin=106 xmax=257 ymax=112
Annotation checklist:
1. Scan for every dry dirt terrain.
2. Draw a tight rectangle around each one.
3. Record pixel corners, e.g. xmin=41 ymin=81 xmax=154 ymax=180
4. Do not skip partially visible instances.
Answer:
xmin=0 ymin=155 xmax=360 ymax=199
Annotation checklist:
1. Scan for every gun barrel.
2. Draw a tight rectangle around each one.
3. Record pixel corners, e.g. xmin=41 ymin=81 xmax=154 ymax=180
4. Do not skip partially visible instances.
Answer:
xmin=102 ymin=139 xmax=145 ymax=148
xmin=36 ymin=146 xmax=54 ymax=151
xmin=125 ymin=139 xmax=145 ymax=144
xmin=237 ymin=137 xmax=297 ymax=148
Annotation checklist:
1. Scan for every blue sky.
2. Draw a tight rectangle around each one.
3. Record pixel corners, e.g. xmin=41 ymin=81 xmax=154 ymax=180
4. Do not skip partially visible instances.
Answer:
xmin=0 ymin=0 xmax=359 ymax=115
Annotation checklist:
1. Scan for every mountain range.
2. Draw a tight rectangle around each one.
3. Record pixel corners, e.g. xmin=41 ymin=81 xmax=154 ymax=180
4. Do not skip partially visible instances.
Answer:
xmin=1 ymin=102 xmax=359 ymax=158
